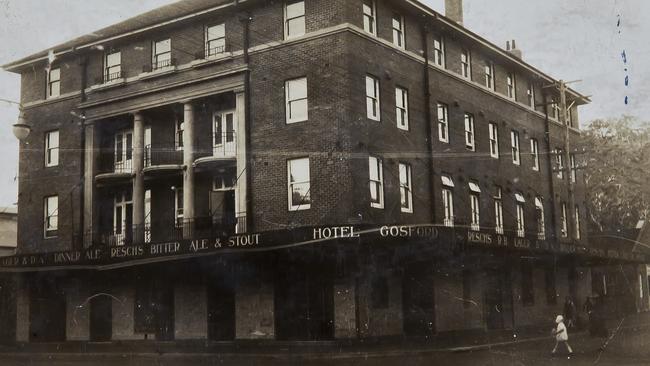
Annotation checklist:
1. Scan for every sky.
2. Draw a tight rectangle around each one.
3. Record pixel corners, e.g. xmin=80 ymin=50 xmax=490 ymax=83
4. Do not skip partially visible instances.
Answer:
xmin=0 ymin=0 xmax=648 ymax=207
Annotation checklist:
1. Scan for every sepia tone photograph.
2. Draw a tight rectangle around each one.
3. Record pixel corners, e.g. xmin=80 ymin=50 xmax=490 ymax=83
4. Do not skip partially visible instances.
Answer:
xmin=0 ymin=0 xmax=649 ymax=364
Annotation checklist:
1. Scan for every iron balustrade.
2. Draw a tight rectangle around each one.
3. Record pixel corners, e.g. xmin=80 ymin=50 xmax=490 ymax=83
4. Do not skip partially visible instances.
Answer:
xmin=144 ymin=145 xmax=183 ymax=168
xmin=104 ymin=71 xmax=122 ymax=83
xmin=143 ymin=58 xmax=176 ymax=73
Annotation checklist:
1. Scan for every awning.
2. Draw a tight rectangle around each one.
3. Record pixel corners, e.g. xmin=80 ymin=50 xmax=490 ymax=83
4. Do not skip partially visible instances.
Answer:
xmin=515 ymin=192 xmax=526 ymax=203
xmin=469 ymin=182 xmax=481 ymax=193
xmin=441 ymin=175 xmax=454 ymax=187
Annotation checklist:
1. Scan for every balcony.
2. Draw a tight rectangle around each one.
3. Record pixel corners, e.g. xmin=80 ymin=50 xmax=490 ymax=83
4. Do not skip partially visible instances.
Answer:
xmin=143 ymin=145 xmax=183 ymax=177
xmin=95 ymin=154 xmax=134 ymax=185
xmin=140 ymin=58 xmax=177 ymax=80
xmin=194 ymin=132 xmax=237 ymax=169
xmin=191 ymin=45 xmax=232 ymax=68
xmin=90 ymin=71 xmax=126 ymax=91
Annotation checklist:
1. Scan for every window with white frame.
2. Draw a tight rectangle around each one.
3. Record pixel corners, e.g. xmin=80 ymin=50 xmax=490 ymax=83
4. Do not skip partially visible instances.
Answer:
xmin=174 ymin=187 xmax=184 ymax=225
xmin=44 ymin=195 xmax=58 ymax=238
xmin=437 ymin=103 xmax=449 ymax=143
xmin=362 ymin=0 xmax=376 ymax=35
xmin=395 ymin=87 xmax=408 ymax=130
xmin=205 ymin=24 xmax=226 ymax=57
xmin=469 ymin=181 xmax=481 ymax=231
xmin=144 ymin=189 xmax=151 ymax=243
xmin=550 ymin=97 xmax=560 ymax=119
xmin=288 ymin=157 xmax=311 ymax=210
xmin=47 ymin=68 xmax=61 ymax=98
xmin=570 ymin=154 xmax=577 ymax=183
xmin=511 ymin=130 xmax=520 ymax=165
xmin=152 ymin=38 xmax=172 ymax=70
xmin=399 ymin=163 xmax=413 ymax=213
xmin=284 ymin=1 xmax=305 ymax=39
xmin=441 ymin=175 xmax=454 ymax=227
xmin=494 ymin=187 xmax=504 ymax=234
xmin=560 ymin=202 xmax=568 ymax=238
xmin=535 ymin=197 xmax=545 ymax=240
xmin=527 ymin=81 xmax=535 ymax=108
xmin=369 ymin=156 xmax=384 ymax=209
xmin=366 ymin=75 xmax=380 ymax=121
xmin=555 ymin=148 xmax=564 ymax=179
xmin=175 ymin=118 xmax=184 ymax=150
xmin=484 ymin=62 xmax=494 ymax=90
xmin=464 ymin=113 xmax=475 ymax=151
xmin=574 ymin=205 xmax=581 ymax=239
xmin=530 ymin=138 xmax=539 ymax=171
xmin=489 ymin=122 xmax=499 ymax=159
xmin=515 ymin=192 xmax=526 ymax=238
xmin=105 ymin=51 xmax=122 ymax=82
xmin=506 ymin=72 xmax=516 ymax=100
xmin=461 ymin=49 xmax=471 ymax=79
xmin=286 ymin=77 xmax=308 ymax=123
xmin=433 ymin=37 xmax=445 ymax=67
xmin=45 ymin=130 xmax=59 ymax=167
xmin=392 ymin=14 xmax=405 ymax=48
xmin=114 ymin=130 xmax=133 ymax=173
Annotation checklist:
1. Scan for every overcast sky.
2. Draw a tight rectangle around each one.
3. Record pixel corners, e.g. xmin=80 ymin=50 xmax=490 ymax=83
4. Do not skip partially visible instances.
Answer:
xmin=0 ymin=0 xmax=647 ymax=208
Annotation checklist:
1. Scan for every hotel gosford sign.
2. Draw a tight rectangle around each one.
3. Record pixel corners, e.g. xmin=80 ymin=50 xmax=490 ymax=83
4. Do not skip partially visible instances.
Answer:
xmin=0 ymin=225 xmax=645 ymax=270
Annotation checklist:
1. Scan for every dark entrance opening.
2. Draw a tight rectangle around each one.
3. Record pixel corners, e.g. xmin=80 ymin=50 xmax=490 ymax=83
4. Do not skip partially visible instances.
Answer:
xmin=207 ymin=281 xmax=236 ymax=341
xmin=135 ymin=274 xmax=175 ymax=341
xmin=484 ymin=269 xmax=513 ymax=330
xmin=89 ymin=294 xmax=113 ymax=342
xmin=29 ymin=278 xmax=66 ymax=342
xmin=402 ymin=261 xmax=436 ymax=337
xmin=0 ymin=278 xmax=16 ymax=343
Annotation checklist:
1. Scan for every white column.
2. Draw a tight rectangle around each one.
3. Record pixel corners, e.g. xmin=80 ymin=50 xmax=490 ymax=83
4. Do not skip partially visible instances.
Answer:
xmin=132 ymin=112 xmax=145 ymax=242
xmin=235 ymin=90 xmax=247 ymax=232
xmin=183 ymin=102 xmax=195 ymax=238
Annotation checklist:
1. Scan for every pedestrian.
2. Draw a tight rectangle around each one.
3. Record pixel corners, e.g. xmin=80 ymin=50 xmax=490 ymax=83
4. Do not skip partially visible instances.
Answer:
xmin=551 ymin=315 xmax=574 ymax=356
xmin=584 ymin=296 xmax=595 ymax=335
xmin=563 ymin=296 xmax=576 ymax=328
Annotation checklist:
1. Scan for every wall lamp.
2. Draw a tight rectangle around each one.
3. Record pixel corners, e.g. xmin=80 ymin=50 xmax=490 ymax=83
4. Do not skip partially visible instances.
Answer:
xmin=0 ymin=98 xmax=30 ymax=141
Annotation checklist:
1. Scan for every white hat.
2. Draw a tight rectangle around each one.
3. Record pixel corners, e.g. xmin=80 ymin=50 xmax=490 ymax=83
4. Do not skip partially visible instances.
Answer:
xmin=556 ymin=315 xmax=564 ymax=323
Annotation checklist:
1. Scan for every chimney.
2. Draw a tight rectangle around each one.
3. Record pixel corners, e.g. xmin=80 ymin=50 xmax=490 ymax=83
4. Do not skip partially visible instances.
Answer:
xmin=445 ymin=0 xmax=464 ymax=25
xmin=506 ymin=39 xmax=523 ymax=59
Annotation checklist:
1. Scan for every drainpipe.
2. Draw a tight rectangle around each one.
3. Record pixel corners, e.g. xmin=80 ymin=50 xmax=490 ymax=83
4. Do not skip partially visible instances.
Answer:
xmin=542 ymin=92 xmax=559 ymax=241
xmin=421 ymin=22 xmax=436 ymax=225
xmin=78 ymin=56 xmax=88 ymax=249
xmin=243 ymin=11 xmax=253 ymax=231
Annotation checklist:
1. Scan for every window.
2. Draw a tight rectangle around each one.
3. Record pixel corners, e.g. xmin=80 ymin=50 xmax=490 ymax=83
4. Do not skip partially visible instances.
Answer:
xmin=392 ymin=14 xmax=405 ymax=48
xmin=399 ymin=163 xmax=413 ymax=213
xmin=284 ymin=1 xmax=305 ymax=39
xmin=550 ymin=98 xmax=559 ymax=119
xmin=437 ymin=103 xmax=449 ymax=143
xmin=527 ymin=81 xmax=535 ymax=108
xmin=47 ymin=68 xmax=61 ymax=98
xmin=555 ymin=148 xmax=564 ymax=179
xmin=152 ymin=39 xmax=172 ymax=70
xmin=560 ymin=202 xmax=568 ymax=238
xmin=515 ymin=192 xmax=526 ymax=238
xmin=535 ymin=197 xmax=545 ymax=240
xmin=484 ymin=62 xmax=494 ymax=90
xmin=369 ymin=156 xmax=384 ymax=209
xmin=433 ymin=37 xmax=445 ymax=67
xmin=205 ymin=24 xmax=226 ymax=57
xmin=144 ymin=190 xmax=151 ymax=243
xmin=44 ymin=195 xmax=58 ymax=238
xmin=521 ymin=261 xmax=534 ymax=306
xmin=511 ymin=130 xmax=520 ymax=165
xmin=530 ymin=138 xmax=539 ymax=171
xmin=469 ymin=182 xmax=481 ymax=231
xmin=288 ymin=158 xmax=311 ymax=211
xmin=286 ymin=77 xmax=308 ymax=123
xmin=494 ymin=187 xmax=504 ymax=234
xmin=370 ymin=276 xmax=389 ymax=309
xmin=441 ymin=175 xmax=454 ymax=227
xmin=366 ymin=75 xmax=380 ymax=121
xmin=362 ymin=0 xmax=376 ymax=35
xmin=175 ymin=118 xmax=184 ymax=150
xmin=174 ymin=187 xmax=184 ymax=225
xmin=545 ymin=267 xmax=557 ymax=304
xmin=114 ymin=131 xmax=133 ymax=173
xmin=488 ymin=122 xmax=499 ymax=159
xmin=506 ymin=72 xmax=516 ymax=100
xmin=570 ymin=154 xmax=577 ymax=183
xmin=464 ymin=113 xmax=475 ymax=151
xmin=395 ymin=87 xmax=409 ymax=130
xmin=105 ymin=51 xmax=122 ymax=82
xmin=45 ymin=130 xmax=59 ymax=167
xmin=575 ymin=205 xmax=581 ymax=239
xmin=461 ymin=49 xmax=471 ymax=79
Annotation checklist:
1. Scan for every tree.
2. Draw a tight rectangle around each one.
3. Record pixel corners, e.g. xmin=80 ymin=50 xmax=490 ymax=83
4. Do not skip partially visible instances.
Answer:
xmin=579 ymin=116 xmax=650 ymax=232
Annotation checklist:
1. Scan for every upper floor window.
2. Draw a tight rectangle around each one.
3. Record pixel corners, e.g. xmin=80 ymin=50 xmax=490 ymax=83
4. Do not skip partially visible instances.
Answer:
xmin=535 ymin=197 xmax=545 ymax=240
xmin=288 ymin=157 xmax=311 ymax=211
xmin=395 ymin=87 xmax=408 ymax=130
xmin=461 ymin=49 xmax=471 ymax=79
xmin=284 ymin=1 xmax=305 ymax=39
xmin=44 ymin=195 xmax=59 ymax=238
xmin=494 ymin=187 xmax=504 ymax=234
xmin=366 ymin=75 xmax=380 ymax=121
xmin=574 ymin=205 xmax=581 ymax=239
xmin=286 ymin=77 xmax=308 ymax=123
xmin=488 ymin=122 xmax=499 ymax=159
xmin=555 ymin=148 xmax=564 ymax=179
xmin=469 ymin=181 xmax=481 ymax=231
xmin=45 ymin=130 xmax=59 ymax=167
xmin=369 ymin=156 xmax=384 ymax=209
xmin=433 ymin=37 xmax=445 ymax=67
xmin=464 ymin=113 xmax=475 ymax=151
xmin=484 ymin=62 xmax=494 ymax=90
xmin=530 ymin=138 xmax=540 ymax=171
xmin=511 ymin=130 xmax=520 ymax=165
xmin=115 ymin=130 xmax=133 ymax=173
xmin=205 ymin=24 xmax=226 ymax=57
xmin=392 ymin=14 xmax=405 ymax=49
xmin=437 ymin=103 xmax=449 ymax=143
xmin=362 ymin=0 xmax=376 ymax=35
xmin=175 ymin=118 xmax=184 ymax=150
xmin=560 ymin=202 xmax=568 ymax=238
xmin=550 ymin=97 xmax=560 ymax=119
xmin=506 ymin=72 xmax=516 ymax=100
xmin=527 ymin=81 xmax=535 ymax=108
xmin=174 ymin=187 xmax=184 ymax=225
xmin=47 ymin=68 xmax=61 ymax=98
xmin=399 ymin=163 xmax=413 ymax=213
xmin=105 ymin=51 xmax=122 ymax=82
xmin=152 ymin=39 xmax=172 ymax=70
xmin=570 ymin=154 xmax=577 ymax=183
xmin=441 ymin=175 xmax=454 ymax=227
xmin=515 ymin=192 xmax=526 ymax=238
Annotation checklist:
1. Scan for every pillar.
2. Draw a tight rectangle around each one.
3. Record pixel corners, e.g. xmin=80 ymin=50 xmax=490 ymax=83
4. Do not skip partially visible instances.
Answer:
xmin=182 ymin=102 xmax=195 ymax=238
xmin=15 ymin=276 xmax=29 ymax=342
xmin=83 ymin=123 xmax=96 ymax=247
xmin=235 ymin=90 xmax=247 ymax=232
xmin=132 ymin=112 xmax=145 ymax=242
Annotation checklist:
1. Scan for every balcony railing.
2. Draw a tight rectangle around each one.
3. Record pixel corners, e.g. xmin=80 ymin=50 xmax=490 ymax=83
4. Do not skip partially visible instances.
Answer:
xmin=144 ymin=145 xmax=183 ymax=168
xmin=195 ymin=45 xmax=228 ymax=60
xmin=196 ymin=132 xmax=237 ymax=161
xmin=143 ymin=58 xmax=176 ymax=73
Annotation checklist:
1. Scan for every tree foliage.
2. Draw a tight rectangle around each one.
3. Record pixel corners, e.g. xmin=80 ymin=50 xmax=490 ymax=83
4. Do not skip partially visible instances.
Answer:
xmin=579 ymin=116 xmax=650 ymax=232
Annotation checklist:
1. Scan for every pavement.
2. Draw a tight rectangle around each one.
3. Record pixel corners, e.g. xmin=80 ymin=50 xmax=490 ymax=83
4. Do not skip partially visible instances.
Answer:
xmin=1 ymin=313 xmax=649 ymax=365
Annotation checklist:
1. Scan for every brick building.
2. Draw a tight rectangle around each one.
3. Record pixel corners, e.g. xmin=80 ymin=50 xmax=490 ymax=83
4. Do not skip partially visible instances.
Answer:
xmin=0 ymin=0 xmax=647 ymax=344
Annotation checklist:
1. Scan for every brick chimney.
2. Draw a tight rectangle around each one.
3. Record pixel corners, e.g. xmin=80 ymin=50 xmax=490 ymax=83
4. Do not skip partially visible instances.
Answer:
xmin=445 ymin=0 xmax=464 ymax=25
xmin=506 ymin=39 xmax=523 ymax=59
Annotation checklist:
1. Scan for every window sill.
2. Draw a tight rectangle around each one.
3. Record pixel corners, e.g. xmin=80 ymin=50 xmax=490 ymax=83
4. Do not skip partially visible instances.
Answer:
xmin=190 ymin=52 xmax=233 ymax=68
xmin=138 ymin=66 xmax=177 ymax=81
xmin=89 ymin=78 xmax=127 ymax=92
xmin=289 ymin=205 xmax=311 ymax=212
